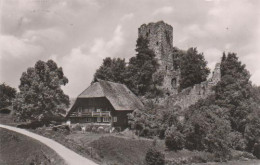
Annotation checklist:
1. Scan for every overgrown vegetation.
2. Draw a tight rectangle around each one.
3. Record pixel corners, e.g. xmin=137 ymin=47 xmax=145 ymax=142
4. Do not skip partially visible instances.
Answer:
xmin=129 ymin=53 xmax=260 ymax=161
xmin=145 ymin=147 xmax=165 ymax=165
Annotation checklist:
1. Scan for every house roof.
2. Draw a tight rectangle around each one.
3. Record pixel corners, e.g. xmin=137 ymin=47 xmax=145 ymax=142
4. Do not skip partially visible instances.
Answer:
xmin=75 ymin=79 xmax=144 ymax=111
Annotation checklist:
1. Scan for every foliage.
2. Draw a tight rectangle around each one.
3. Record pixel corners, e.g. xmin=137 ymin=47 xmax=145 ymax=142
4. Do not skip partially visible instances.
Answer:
xmin=244 ymin=107 xmax=260 ymax=152
xmin=128 ymin=109 xmax=157 ymax=137
xmin=128 ymin=104 xmax=182 ymax=138
xmin=227 ymin=131 xmax=247 ymax=151
xmin=13 ymin=60 xmax=69 ymax=121
xmin=125 ymin=36 xmax=160 ymax=96
xmin=145 ymin=147 xmax=165 ymax=165
xmin=94 ymin=57 xmax=127 ymax=84
xmin=183 ymin=98 xmax=231 ymax=160
xmin=179 ymin=48 xmax=210 ymax=90
xmin=214 ymin=52 xmax=253 ymax=133
xmin=253 ymin=143 xmax=260 ymax=159
xmin=0 ymin=83 xmax=17 ymax=109
xmin=165 ymin=125 xmax=185 ymax=151
xmin=93 ymin=37 xmax=161 ymax=97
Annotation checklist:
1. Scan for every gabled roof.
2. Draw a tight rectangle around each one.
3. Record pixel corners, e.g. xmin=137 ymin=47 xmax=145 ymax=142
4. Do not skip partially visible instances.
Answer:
xmin=75 ymin=79 xmax=144 ymax=111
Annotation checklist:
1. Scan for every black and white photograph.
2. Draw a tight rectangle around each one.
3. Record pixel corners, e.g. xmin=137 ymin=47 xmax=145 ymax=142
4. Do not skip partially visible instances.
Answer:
xmin=0 ymin=0 xmax=260 ymax=164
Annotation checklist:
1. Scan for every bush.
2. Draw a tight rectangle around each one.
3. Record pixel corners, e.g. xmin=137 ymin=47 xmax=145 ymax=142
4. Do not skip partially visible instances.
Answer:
xmin=165 ymin=126 xmax=185 ymax=151
xmin=227 ymin=131 xmax=247 ymax=150
xmin=184 ymin=103 xmax=232 ymax=161
xmin=145 ymin=147 xmax=165 ymax=165
xmin=253 ymin=143 xmax=260 ymax=159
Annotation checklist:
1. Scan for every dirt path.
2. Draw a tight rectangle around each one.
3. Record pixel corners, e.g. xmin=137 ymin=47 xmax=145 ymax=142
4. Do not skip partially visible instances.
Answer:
xmin=0 ymin=124 xmax=98 ymax=165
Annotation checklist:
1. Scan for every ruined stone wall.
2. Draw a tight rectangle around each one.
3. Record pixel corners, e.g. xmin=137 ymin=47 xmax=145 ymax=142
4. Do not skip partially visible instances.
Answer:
xmin=164 ymin=63 xmax=221 ymax=109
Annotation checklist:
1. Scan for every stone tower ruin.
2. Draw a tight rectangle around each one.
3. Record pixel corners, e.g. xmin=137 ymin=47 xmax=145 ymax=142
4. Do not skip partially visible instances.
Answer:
xmin=138 ymin=21 xmax=180 ymax=94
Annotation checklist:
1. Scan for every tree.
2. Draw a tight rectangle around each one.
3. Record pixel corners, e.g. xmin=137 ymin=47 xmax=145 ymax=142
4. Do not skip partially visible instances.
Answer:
xmin=165 ymin=125 xmax=185 ymax=151
xmin=179 ymin=48 xmax=210 ymax=90
xmin=214 ymin=53 xmax=253 ymax=133
xmin=184 ymin=97 xmax=231 ymax=160
xmin=244 ymin=107 xmax=260 ymax=152
xmin=93 ymin=37 xmax=161 ymax=97
xmin=126 ymin=36 xmax=160 ymax=96
xmin=93 ymin=57 xmax=127 ymax=84
xmin=13 ymin=60 xmax=69 ymax=121
xmin=145 ymin=147 xmax=165 ymax=165
xmin=0 ymin=83 xmax=17 ymax=109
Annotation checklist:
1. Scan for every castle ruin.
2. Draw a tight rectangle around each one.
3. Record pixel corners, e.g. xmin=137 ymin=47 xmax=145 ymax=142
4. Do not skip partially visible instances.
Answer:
xmin=138 ymin=21 xmax=180 ymax=94
xmin=138 ymin=21 xmax=221 ymax=108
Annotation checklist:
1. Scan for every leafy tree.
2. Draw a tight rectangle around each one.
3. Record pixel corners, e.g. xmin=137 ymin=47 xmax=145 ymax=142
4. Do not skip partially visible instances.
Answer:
xmin=128 ymin=109 xmax=157 ymax=137
xmin=125 ymin=36 xmax=160 ymax=96
xmin=0 ymin=83 xmax=17 ymax=109
xmin=94 ymin=37 xmax=160 ymax=97
xmin=227 ymin=131 xmax=247 ymax=151
xmin=184 ymin=97 xmax=231 ymax=159
xmin=145 ymin=147 xmax=165 ymax=165
xmin=94 ymin=57 xmax=127 ymax=84
xmin=214 ymin=53 xmax=253 ymax=133
xmin=179 ymin=48 xmax=210 ymax=90
xmin=244 ymin=107 xmax=260 ymax=152
xmin=172 ymin=47 xmax=185 ymax=70
xmin=165 ymin=125 xmax=185 ymax=151
xmin=13 ymin=60 xmax=69 ymax=121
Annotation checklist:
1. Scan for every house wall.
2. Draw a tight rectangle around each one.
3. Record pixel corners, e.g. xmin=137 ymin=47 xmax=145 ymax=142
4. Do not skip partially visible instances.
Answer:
xmin=67 ymin=97 xmax=133 ymax=129
xmin=112 ymin=110 xmax=133 ymax=130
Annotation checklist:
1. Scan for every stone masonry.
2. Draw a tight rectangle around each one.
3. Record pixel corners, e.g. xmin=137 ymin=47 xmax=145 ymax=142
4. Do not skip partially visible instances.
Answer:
xmin=138 ymin=21 xmax=221 ymax=109
xmin=138 ymin=21 xmax=180 ymax=94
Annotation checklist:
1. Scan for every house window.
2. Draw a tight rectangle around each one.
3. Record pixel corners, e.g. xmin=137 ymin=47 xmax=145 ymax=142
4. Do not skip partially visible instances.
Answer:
xmin=97 ymin=117 xmax=101 ymax=122
xmin=96 ymin=108 xmax=101 ymax=112
xmin=103 ymin=117 xmax=110 ymax=122
xmin=113 ymin=117 xmax=117 ymax=122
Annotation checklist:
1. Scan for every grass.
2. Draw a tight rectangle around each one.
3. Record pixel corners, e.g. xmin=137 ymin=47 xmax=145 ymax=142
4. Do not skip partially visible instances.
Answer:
xmin=0 ymin=128 xmax=65 ymax=165
xmin=89 ymin=136 xmax=162 ymax=165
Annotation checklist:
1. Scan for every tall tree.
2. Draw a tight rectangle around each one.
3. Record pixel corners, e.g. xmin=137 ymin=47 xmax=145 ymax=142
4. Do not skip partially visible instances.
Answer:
xmin=126 ymin=36 xmax=160 ymax=95
xmin=13 ymin=60 xmax=69 ymax=121
xmin=179 ymin=48 xmax=210 ymax=90
xmin=0 ymin=83 xmax=17 ymax=109
xmin=93 ymin=57 xmax=127 ymax=84
xmin=214 ymin=53 xmax=253 ymax=132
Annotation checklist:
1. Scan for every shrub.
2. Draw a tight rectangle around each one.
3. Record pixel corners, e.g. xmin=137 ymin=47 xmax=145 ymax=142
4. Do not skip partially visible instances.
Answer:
xmin=145 ymin=147 xmax=165 ymax=165
xmin=227 ymin=131 xmax=247 ymax=150
xmin=184 ymin=103 xmax=232 ymax=161
xmin=253 ymin=143 xmax=260 ymax=159
xmin=165 ymin=126 xmax=185 ymax=151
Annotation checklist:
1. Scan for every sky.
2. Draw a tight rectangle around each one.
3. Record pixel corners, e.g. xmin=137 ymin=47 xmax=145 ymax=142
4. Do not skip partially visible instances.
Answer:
xmin=0 ymin=0 xmax=259 ymax=98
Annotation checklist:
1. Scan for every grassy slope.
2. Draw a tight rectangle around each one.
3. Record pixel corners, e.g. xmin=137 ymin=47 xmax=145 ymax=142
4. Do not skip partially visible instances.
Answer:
xmin=89 ymin=136 xmax=161 ymax=165
xmin=0 ymin=128 xmax=65 ymax=165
